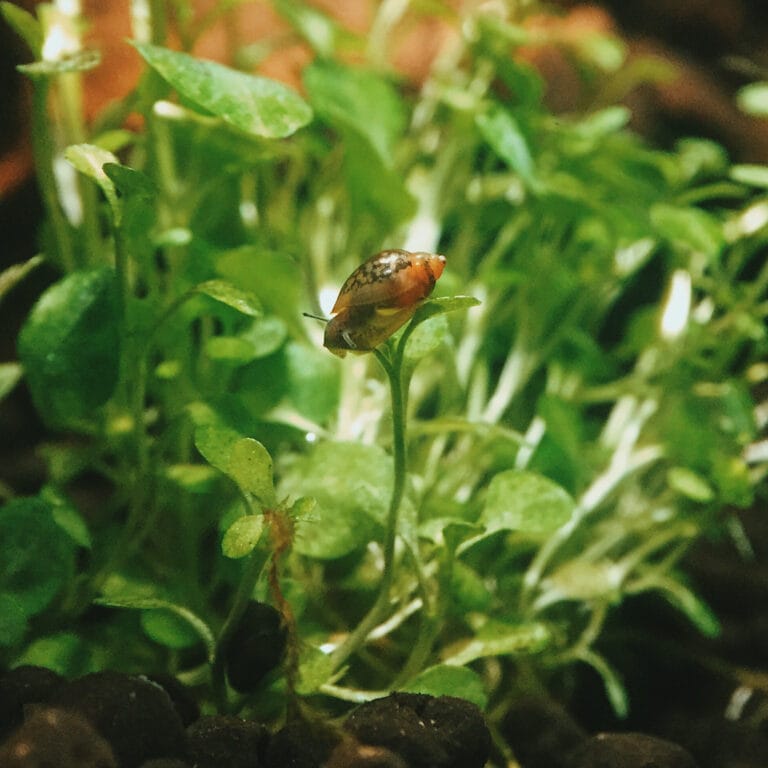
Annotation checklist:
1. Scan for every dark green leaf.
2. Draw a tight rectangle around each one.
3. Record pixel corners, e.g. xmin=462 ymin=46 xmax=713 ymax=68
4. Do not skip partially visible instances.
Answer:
xmin=40 ymin=486 xmax=92 ymax=549
xmin=18 ymin=268 xmax=121 ymax=426
xmin=133 ymin=42 xmax=312 ymax=138
xmin=0 ymin=497 xmax=75 ymax=617
xmin=94 ymin=596 xmax=215 ymax=662
xmin=141 ymin=609 xmax=202 ymax=650
xmin=0 ymin=595 xmax=28 ymax=646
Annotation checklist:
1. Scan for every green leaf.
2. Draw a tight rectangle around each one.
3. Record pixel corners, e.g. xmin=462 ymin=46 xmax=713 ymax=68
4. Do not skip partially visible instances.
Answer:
xmin=482 ymin=470 xmax=574 ymax=534
xmin=580 ymin=649 xmax=628 ymax=718
xmin=18 ymin=268 xmax=121 ymax=426
xmin=227 ymin=438 xmax=276 ymax=504
xmin=410 ymin=295 xmax=481 ymax=327
xmin=222 ymin=514 xmax=265 ymax=558
xmin=216 ymin=247 xmax=303 ymax=335
xmin=281 ymin=442 xmax=396 ymax=559
xmin=205 ymin=336 xmax=258 ymax=363
xmin=194 ymin=279 xmax=262 ymax=317
xmin=94 ymin=596 xmax=215 ymax=662
xmin=0 ymin=255 xmax=44 ymax=306
xmin=401 ymin=665 xmax=487 ymax=710
xmin=450 ymin=561 xmax=492 ymax=611
xmin=476 ymin=107 xmax=535 ymax=183
xmin=0 ymin=497 xmax=75 ymax=617
xmin=730 ymin=164 xmax=768 ymax=189
xmin=164 ymin=463 xmax=219 ymax=493
xmin=444 ymin=620 xmax=552 ymax=666
xmin=141 ymin=609 xmax=202 ymax=650
xmin=103 ymin=163 xmax=156 ymax=199
xmin=18 ymin=49 xmax=100 ymax=77
xmin=0 ymin=595 xmax=28 ymax=646
xmin=64 ymin=144 xmax=121 ymax=222
xmin=15 ymin=632 xmax=92 ymax=677
xmin=650 ymin=203 xmax=724 ymax=256
xmin=297 ymin=645 xmax=339 ymax=694
xmin=667 ymin=467 xmax=715 ymax=502
xmin=303 ymin=60 xmax=405 ymax=162
xmin=0 ymin=1 xmax=43 ymax=56
xmin=737 ymin=81 xmax=768 ymax=117
xmin=273 ymin=0 xmax=343 ymax=57
xmin=240 ymin=316 xmax=287 ymax=358
xmin=285 ymin=341 xmax=340 ymax=423
xmin=194 ymin=423 xmax=243 ymax=475
xmin=40 ymin=486 xmax=92 ymax=549
xmin=0 ymin=362 xmax=22 ymax=402
xmin=404 ymin=314 xmax=450 ymax=364
xmin=132 ymin=42 xmax=312 ymax=138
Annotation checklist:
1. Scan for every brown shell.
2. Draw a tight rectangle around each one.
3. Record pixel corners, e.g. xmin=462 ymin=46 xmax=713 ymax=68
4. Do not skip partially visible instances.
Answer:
xmin=331 ymin=250 xmax=446 ymax=314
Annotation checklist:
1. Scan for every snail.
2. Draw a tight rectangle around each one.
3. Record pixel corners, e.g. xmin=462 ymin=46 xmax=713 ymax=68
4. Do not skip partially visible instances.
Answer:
xmin=322 ymin=249 xmax=446 ymax=357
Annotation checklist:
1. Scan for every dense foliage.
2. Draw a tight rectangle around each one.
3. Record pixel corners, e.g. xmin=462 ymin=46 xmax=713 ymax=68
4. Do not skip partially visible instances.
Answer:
xmin=1 ymin=0 xmax=767 ymax=733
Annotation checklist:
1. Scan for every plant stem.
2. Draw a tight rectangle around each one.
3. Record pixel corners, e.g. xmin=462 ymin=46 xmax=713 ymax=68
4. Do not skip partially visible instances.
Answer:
xmin=212 ymin=539 xmax=266 ymax=712
xmin=329 ymin=332 xmax=412 ymax=672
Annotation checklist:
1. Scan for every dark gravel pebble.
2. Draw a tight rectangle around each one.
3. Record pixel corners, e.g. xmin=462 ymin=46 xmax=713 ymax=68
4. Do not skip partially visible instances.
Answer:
xmin=663 ymin=713 xmax=768 ymax=768
xmin=0 ymin=665 xmax=64 ymax=739
xmin=502 ymin=695 xmax=587 ymax=768
xmin=225 ymin=601 xmax=287 ymax=694
xmin=48 ymin=670 xmax=187 ymax=768
xmin=0 ymin=706 xmax=117 ymax=768
xmin=264 ymin=719 xmax=340 ymax=768
xmin=325 ymin=734 xmax=408 ymax=767
xmin=187 ymin=715 xmax=269 ymax=768
xmin=147 ymin=673 xmax=200 ymax=727
xmin=566 ymin=732 xmax=699 ymax=768
xmin=344 ymin=692 xmax=491 ymax=768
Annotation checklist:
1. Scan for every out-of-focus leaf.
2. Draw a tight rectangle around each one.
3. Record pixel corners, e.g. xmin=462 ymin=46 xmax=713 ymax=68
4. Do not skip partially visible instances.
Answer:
xmin=737 ymin=82 xmax=768 ymax=117
xmin=0 ymin=1 xmax=42 ymax=56
xmin=133 ymin=42 xmax=312 ymax=138
xmin=401 ymin=665 xmax=487 ymax=710
xmin=482 ymin=470 xmax=574 ymax=534
xmin=18 ymin=268 xmax=120 ymax=426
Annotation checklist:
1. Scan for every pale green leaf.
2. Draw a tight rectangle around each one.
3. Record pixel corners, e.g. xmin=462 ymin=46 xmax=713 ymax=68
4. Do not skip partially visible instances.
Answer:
xmin=133 ymin=42 xmax=312 ymax=138
xmin=221 ymin=514 xmax=265 ymax=558
xmin=482 ymin=470 xmax=574 ymax=534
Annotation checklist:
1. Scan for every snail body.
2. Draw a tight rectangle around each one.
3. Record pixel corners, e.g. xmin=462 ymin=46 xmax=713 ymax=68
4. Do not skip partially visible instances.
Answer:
xmin=324 ymin=250 xmax=446 ymax=357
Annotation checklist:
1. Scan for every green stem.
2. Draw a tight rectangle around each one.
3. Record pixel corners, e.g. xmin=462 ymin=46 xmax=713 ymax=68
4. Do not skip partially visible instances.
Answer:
xmin=329 ymin=332 xmax=412 ymax=672
xmin=212 ymin=541 xmax=266 ymax=712
xmin=30 ymin=81 xmax=75 ymax=270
